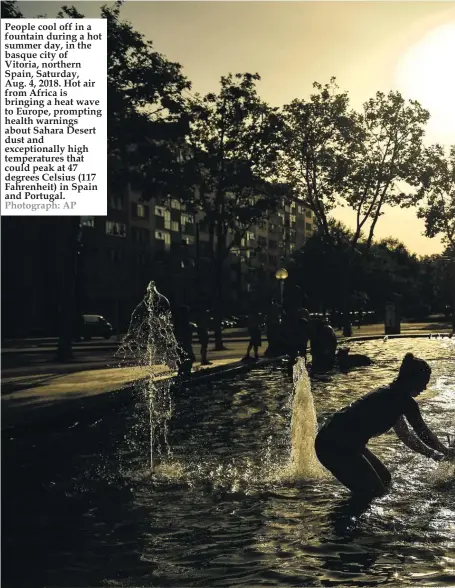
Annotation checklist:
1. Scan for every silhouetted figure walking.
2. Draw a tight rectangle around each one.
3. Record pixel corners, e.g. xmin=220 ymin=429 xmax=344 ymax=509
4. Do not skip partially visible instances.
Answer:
xmin=243 ymin=310 xmax=262 ymax=361
xmin=264 ymin=299 xmax=281 ymax=357
xmin=197 ymin=310 xmax=211 ymax=365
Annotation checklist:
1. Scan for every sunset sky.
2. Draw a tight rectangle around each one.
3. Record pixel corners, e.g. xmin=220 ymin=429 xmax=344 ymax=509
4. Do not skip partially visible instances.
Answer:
xmin=19 ymin=1 xmax=455 ymax=255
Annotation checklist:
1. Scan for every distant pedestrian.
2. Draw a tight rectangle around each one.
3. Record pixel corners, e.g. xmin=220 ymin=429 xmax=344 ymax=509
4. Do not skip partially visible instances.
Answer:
xmin=309 ymin=318 xmax=337 ymax=373
xmin=243 ymin=310 xmax=262 ymax=361
xmin=264 ymin=299 xmax=281 ymax=357
xmin=173 ymin=305 xmax=195 ymax=378
xmin=283 ymin=306 xmax=310 ymax=367
xmin=197 ymin=310 xmax=211 ymax=365
xmin=357 ymin=309 xmax=364 ymax=329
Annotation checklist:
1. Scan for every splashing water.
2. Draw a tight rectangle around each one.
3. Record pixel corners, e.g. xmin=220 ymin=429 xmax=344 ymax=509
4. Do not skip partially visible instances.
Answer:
xmin=117 ymin=282 xmax=181 ymax=472
xmin=288 ymin=358 xmax=326 ymax=479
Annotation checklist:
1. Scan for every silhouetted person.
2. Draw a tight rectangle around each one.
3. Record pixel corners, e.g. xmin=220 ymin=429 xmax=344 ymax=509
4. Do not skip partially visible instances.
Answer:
xmin=173 ymin=305 xmax=195 ymax=378
xmin=243 ymin=310 xmax=262 ymax=361
xmin=197 ymin=310 xmax=211 ymax=365
xmin=357 ymin=309 xmax=364 ymax=329
xmin=309 ymin=318 xmax=337 ymax=373
xmin=315 ymin=353 xmax=455 ymax=497
xmin=337 ymin=347 xmax=372 ymax=372
xmin=283 ymin=307 xmax=310 ymax=366
xmin=264 ymin=299 xmax=281 ymax=357
xmin=296 ymin=308 xmax=310 ymax=362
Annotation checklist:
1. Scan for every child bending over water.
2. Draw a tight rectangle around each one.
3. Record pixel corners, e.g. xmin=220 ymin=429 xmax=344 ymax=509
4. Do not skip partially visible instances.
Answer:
xmin=315 ymin=353 xmax=455 ymax=497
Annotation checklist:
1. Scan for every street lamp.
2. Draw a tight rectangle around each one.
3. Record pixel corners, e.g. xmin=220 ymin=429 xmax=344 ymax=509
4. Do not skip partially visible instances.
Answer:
xmin=275 ymin=267 xmax=288 ymax=310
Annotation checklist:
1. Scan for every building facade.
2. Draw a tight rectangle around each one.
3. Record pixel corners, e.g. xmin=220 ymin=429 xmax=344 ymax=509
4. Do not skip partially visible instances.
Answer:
xmin=1 ymin=184 xmax=316 ymax=338
xmin=78 ymin=188 xmax=316 ymax=327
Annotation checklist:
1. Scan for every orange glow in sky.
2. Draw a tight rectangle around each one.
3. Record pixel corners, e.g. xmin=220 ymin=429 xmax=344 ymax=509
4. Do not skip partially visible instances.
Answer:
xmin=18 ymin=1 xmax=455 ymax=255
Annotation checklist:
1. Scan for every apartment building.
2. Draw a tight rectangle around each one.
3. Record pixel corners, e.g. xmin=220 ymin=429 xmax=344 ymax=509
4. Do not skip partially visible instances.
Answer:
xmin=77 ymin=188 xmax=316 ymax=326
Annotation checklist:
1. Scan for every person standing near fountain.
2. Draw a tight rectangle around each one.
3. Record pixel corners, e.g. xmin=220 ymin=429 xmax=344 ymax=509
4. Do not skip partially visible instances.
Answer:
xmin=196 ymin=309 xmax=211 ymax=366
xmin=242 ymin=310 xmax=262 ymax=361
xmin=173 ymin=305 xmax=195 ymax=378
xmin=315 ymin=353 xmax=455 ymax=497
xmin=309 ymin=318 xmax=337 ymax=372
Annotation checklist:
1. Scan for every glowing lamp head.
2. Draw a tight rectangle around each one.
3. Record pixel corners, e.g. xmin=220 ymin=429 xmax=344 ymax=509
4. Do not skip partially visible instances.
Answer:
xmin=275 ymin=268 xmax=288 ymax=280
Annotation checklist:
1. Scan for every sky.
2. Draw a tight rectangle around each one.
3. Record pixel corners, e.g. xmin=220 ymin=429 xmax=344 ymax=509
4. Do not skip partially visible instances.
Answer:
xmin=18 ymin=0 xmax=455 ymax=256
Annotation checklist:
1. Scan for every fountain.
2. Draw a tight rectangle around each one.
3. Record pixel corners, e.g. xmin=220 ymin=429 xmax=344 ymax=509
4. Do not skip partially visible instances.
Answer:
xmin=117 ymin=281 xmax=181 ymax=472
xmin=289 ymin=357 xmax=326 ymax=479
xmin=4 ymin=323 xmax=455 ymax=586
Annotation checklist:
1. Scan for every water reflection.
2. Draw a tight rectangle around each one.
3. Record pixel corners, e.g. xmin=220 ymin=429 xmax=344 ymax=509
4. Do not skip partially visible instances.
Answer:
xmin=2 ymin=339 xmax=454 ymax=587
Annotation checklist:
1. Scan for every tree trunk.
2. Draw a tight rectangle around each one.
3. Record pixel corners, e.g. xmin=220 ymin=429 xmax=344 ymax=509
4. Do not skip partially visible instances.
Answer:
xmin=213 ymin=257 xmax=226 ymax=350
xmin=55 ymin=217 xmax=80 ymax=362
xmin=341 ymin=254 xmax=353 ymax=338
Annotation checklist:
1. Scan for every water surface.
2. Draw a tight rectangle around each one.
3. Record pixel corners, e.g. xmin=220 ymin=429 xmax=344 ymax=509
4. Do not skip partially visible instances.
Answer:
xmin=3 ymin=338 xmax=454 ymax=587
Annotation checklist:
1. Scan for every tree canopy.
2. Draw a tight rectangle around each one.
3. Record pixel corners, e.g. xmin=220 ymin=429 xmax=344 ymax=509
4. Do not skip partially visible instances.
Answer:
xmin=416 ymin=144 xmax=455 ymax=251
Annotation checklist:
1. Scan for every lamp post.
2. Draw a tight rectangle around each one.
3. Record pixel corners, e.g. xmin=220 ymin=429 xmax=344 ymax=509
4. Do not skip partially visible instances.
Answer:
xmin=275 ymin=267 xmax=288 ymax=312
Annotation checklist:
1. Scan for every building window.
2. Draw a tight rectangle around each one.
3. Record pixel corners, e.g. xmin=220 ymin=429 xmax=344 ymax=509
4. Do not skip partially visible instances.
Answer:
xmin=268 ymin=239 xmax=278 ymax=249
xmin=132 ymin=202 xmax=149 ymax=219
xmin=80 ymin=216 xmax=95 ymax=228
xmin=182 ymin=236 xmax=194 ymax=245
xmin=258 ymin=236 xmax=267 ymax=247
xmin=181 ymin=213 xmax=194 ymax=225
xmin=155 ymin=208 xmax=171 ymax=229
xmin=108 ymin=194 xmax=124 ymax=211
xmin=268 ymin=254 xmax=277 ymax=265
xmin=106 ymin=221 xmax=126 ymax=237
xmin=155 ymin=230 xmax=171 ymax=245
xmin=257 ymin=220 xmax=266 ymax=230
xmin=171 ymin=199 xmax=181 ymax=210
xmin=171 ymin=221 xmax=179 ymax=232
xmin=306 ymin=210 xmax=312 ymax=218
xmin=306 ymin=222 xmax=312 ymax=231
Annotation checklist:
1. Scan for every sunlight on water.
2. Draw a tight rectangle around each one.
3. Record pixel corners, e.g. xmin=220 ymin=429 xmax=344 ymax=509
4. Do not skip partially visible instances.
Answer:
xmin=145 ymin=358 xmax=328 ymax=491
xmin=117 ymin=281 xmax=180 ymax=472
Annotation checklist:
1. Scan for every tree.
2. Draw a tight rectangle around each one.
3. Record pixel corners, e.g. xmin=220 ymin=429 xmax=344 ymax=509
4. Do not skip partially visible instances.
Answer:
xmin=186 ymin=73 xmax=288 ymax=349
xmin=291 ymin=220 xmax=357 ymax=313
xmin=280 ymin=80 xmax=429 ymax=333
xmin=416 ymin=145 xmax=455 ymax=249
xmin=419 ymin=254 xmax=454 ymax=317
xmin=58 ymin=2 xmax=191 ymax=197
xmin=279 ymin=79 xmax=360 ymax=236
xmin=280 ymin=80 xmax=430 ymax=248
xmin=2 ymin=1 xmax=192 ymax=356
xmin=346 ymin=91 xmax=430 ymax=249
xmin=48 ymin=3 xmax=191 ymax=359
xmin=1 ymin=1 xmax=22 ymax=17
xmin=416 ymin=145 xmax=455 ymax=332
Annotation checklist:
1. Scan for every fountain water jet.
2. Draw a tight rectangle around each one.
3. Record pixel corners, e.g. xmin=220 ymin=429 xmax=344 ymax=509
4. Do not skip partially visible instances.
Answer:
xmin=289 ymin=358 xmax=326 ymax=479
xmin=117 ymin=282 xmax=181 ymax=473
